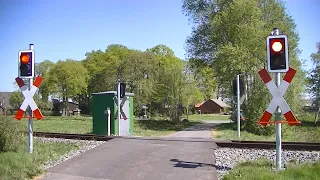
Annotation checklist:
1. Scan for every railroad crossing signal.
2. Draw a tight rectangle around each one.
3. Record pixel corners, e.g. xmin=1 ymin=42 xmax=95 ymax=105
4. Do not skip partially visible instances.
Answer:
xmin=15 ymin=76 xmax=44 ymax=120
xmin=18 ymin=50 xmax=35 ymax=79
xmin=267 ymin=35 xmax=289 ymax=73
xmin=258 ymin=68 xmax=300 ymax=126
xmin=119 ymin=83 xmax=126 ymax=98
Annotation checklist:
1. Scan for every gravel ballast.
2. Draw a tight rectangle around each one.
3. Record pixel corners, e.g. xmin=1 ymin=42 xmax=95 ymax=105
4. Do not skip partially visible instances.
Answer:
xmin=35 ymin=137 xmax=106 ymax=169
xmin=214 ymin=148 xmax=320 ymax=180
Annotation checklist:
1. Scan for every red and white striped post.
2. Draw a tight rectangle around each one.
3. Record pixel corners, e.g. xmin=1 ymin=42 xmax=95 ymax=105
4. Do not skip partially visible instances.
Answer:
xmin=258 ymin=67 xmax=300 ymax=126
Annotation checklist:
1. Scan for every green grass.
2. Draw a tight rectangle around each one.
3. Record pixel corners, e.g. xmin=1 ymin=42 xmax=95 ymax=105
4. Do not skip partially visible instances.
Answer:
xmin=19 ymin=116 xmax=201 ymax=137
xmin=224 ymin=158 xmax=320 ymax=180
xmin=21 ymin=116 xmax=92 ymax=134
xmin=184 ymin=114 xmax=231 ymax=121
xmin=133 ymin=120 xmax=201 ymax=137
xmin=0 ymin=136 xmax=79 ymax=180
xmin=213 ymin=112 xmax=320 ymax=142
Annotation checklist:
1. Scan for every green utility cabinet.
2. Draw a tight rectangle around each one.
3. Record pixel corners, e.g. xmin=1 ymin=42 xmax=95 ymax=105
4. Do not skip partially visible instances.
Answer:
xmin=92 ymin=91 xmax=134 ymax=136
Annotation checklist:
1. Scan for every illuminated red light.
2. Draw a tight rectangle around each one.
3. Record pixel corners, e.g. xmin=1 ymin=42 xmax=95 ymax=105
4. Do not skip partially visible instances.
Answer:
xmin=20 ymin=54 xmax=30 ymax=64
xmin=271 ymin=39 xmax=283 ymax=53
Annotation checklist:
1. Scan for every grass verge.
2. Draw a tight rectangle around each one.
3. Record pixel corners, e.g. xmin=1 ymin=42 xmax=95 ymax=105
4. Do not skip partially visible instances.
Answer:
xmin=0 ymin=136 xmax=79 ymax=180
xmin=22 ymin=116 xmax=92 ymax=134
xmin=184 ymin=114 xmax=231 ymax=121
xmin=133 ymin=120 xmax=201 ymax=137
xmin=21 ymin=116 xmax=201 ymax=137
xmin=213 ymin=112 xmax=320 ymax=142
xmin=223 ymin=158 xmax=320 ymax=180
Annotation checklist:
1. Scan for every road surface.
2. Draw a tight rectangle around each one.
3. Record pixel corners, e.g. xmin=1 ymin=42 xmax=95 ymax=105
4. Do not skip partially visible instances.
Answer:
xmin=40 ymin=121 xmax=226 ymax=180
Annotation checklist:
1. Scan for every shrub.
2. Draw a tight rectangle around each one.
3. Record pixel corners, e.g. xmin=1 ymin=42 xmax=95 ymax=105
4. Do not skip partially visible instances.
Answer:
xmin=242 ymin=74 xmax=275 ymax=136
xmin=0 ymin=116 xmax=24 ymax=152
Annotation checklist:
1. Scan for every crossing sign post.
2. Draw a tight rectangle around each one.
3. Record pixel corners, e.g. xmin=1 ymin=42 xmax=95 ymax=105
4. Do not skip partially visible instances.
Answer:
xmin=259 ymin=28 xmax=300 ymax=171
xmin=15 ymin=44 xmax=44 ymax=153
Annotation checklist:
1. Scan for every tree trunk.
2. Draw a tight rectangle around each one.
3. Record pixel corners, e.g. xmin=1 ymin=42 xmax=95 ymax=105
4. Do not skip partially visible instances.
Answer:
xmin=314 ymin=105 xmax=320 ymax=125
xmin=186 ymin=106 xmax=189 ymax=120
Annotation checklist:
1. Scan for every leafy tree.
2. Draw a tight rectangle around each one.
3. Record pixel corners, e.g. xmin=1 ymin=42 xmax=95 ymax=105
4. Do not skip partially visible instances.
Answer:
xmin=35 ymin=60 xmax=56 ymax=102
xmin=48 ymin=59 xmax=89 ymax=116
xmin=9 ymin=91 xmax=23 ymax=110
xmin=182 ymin=0 xmax=305 ymax=134
xmin=182 ymin=62 xmax=204 ymax=119
xmin=308 ymin=43 xmax=320 ymax=124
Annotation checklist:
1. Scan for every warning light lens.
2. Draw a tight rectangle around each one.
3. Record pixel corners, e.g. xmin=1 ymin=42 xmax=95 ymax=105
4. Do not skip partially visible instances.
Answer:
xmin=20 ymin=54 xmax=30 ymax=64
xmin=272 ymin=42 xmax=283 ymax=52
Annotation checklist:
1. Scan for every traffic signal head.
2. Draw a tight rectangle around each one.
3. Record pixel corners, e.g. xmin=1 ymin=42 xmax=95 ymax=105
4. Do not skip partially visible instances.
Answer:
xmin=267 ymin=35 xmax=289 ymax=73
xmin=18 ymin=50 xmax=34 ymax=79
xmin=120 ymin=83 xmax=126 ymax=98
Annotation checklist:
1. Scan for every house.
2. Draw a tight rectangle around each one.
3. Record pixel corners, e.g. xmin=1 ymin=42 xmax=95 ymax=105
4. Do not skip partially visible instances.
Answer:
xmin=52 ymin=98 xmax=81 ymax=116
xmin=195 ymin=98 xmax=231 ymax=114
xmin=0 ymin=92 xmax=13 ymax=115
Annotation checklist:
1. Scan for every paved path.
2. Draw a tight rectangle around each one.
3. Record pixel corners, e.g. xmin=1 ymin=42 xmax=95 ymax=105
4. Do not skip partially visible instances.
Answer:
xmin=40 ymin=121 xmax=225 ymax=180
xmin=164 ymin=120 xmax=230 ymax=139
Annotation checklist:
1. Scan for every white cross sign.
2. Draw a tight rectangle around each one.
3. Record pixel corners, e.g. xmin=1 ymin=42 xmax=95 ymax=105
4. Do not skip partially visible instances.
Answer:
xmin=114 ymin=96 xmax=128 ymax=120
xmin=15 ymin=76 xmax=43 ymax=120
xmin=258 ymin=68 xmax=300 ymax=126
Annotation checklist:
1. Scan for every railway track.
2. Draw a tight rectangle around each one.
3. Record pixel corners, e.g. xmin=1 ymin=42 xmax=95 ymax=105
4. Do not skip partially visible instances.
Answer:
xmin=32 ymin=132 xmax=320 ymax=151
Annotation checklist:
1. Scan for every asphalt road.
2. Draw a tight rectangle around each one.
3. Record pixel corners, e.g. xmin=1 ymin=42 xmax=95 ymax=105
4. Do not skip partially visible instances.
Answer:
xmin=40 ymin=121 xmax=225 ymax=180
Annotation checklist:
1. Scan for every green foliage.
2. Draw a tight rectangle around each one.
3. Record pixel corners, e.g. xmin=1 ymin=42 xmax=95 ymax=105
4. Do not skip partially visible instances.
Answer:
xmin=35 ymin=60 xmax=56 ymax=102
xmin=182 ymin=0 xmax=305 ymax=134
xmin=308 ymin=43 xmax=320 ymax=106
xmin=0 ymin=116 xmax=24 ymax=152
xmin=48 ymin=59 xmax=89 ymax=115
xmin=242 ymin=75 xmax=275 ymax=135
xmin=9 ymin=91 xmax=23 ymax=110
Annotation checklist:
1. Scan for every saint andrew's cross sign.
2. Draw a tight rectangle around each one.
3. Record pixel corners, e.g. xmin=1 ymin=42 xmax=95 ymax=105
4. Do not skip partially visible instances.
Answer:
xmin=257 ymin=67 xmax=300 ymax=126
xmin=14 ymin=76 xmax=44 ymax=120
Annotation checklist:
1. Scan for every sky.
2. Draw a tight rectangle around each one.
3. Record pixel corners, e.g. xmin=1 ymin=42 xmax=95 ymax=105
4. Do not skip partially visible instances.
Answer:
xmin=0 ymin=0 xmax=319 ymax=92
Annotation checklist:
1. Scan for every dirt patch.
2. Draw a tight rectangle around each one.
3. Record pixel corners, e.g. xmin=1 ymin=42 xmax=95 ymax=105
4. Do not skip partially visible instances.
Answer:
xmin=33 ymin=173 xmax=45 ymax=180
xmin=211 ymin=129 xmax=219 ymax=138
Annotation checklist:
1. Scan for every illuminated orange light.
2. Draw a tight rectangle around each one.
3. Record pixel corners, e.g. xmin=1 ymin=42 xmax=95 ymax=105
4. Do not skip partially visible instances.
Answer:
xmin=20 ymin=54 xmax=30 ymax=64
xmin=272 ymin=42 xmax=283 ymax=52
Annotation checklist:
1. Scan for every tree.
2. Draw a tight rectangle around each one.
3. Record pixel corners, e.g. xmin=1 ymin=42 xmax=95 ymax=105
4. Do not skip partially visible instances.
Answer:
xmin=35 ymin=60 xmax=55 ymax=102
xmin=147 ymin=45 xmax=185 ymax=120
xmin=182 ymin=62 xmax=204 ymax=119
xmin=308 ymin=42 xmax=320 ymax=124
xmin=182 ymin=0 xmax=305 ymax=134
xmin=9 ymin=91 xmax=23 ymax=110
xmin=48 ymin=59 xmax=89 ymax=116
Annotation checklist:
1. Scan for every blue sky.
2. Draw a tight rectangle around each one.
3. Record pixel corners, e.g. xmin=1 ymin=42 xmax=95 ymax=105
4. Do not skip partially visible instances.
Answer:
xmin=0 ymin=0 xmax=319 ymax=92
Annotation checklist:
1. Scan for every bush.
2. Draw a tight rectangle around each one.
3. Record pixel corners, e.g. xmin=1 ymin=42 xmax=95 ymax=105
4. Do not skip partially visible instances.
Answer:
xmin=242 ymin=74 xmax=275 ymax=136
xmin=0 ymin=116 xmax=24 ymax=152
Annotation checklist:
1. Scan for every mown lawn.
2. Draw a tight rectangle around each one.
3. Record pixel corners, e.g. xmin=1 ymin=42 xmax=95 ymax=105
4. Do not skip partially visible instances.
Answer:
xmin=20 ymin=116 xmax=201 ymax=137
xmin=133 ymin=120 xmax=201 ymax=137
xmin=184 ymin=114 xmax=231 ymax=121
xmin=213 ymin=112 xmax=320 ymax=142
xmin=224 ymin=158 xmax=320 ymax=180
xmin=0 ymin=137 xmax=79 ymax=180
xmin=21 ymin=116 xmax=92 ymax=134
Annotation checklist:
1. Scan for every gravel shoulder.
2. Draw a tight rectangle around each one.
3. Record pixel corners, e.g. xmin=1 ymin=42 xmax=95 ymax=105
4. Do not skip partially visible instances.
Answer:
xmin=214 ymin=147 xmax=320 ymax=180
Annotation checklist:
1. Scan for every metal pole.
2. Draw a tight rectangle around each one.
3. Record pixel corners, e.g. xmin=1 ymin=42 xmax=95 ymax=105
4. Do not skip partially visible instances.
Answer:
xmin=117 ymin=80 xmax=121 ymax=136
xmin=237 ymin=74 xmax=241 ymax=140
xmin=28 ymin=44 xmax=34 ymax=153
xmin=107 ymin=107 xmax=110 ymax=136
xmin=275 ymin=72 xmax=282 ymax=170
xmin=272 ymin=27 xmax=282 ymax=170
